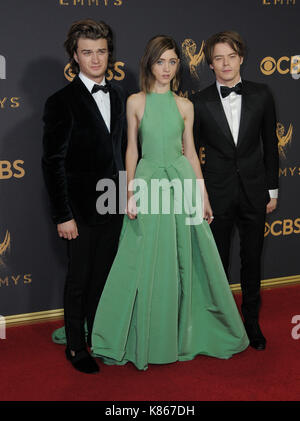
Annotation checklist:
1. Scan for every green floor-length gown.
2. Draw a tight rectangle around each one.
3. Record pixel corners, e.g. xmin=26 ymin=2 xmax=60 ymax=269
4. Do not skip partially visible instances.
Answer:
xmin=53 ymin=90 xmax=249 ymax=370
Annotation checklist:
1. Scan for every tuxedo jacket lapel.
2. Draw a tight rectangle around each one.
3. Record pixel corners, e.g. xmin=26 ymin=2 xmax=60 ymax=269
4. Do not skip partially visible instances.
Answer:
xmin=71 ymin=76 xmax=110 ymax=135
xmin=205 ymin=82 xmax=260 ymax=149
xmin=205 ymin=84 xmax=235 ymax=148
xmin=236 ymin=82 xmax=259 ymax=148
xmin=109 ymin=83 xmax=121 ymax=136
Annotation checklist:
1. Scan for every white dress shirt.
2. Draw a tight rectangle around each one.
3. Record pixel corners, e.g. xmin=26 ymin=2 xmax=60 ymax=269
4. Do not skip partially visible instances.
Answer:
xmin=79 ymin=72 xmax=111 ymax=132
xmin=216 ymin=79 xmax=242 ymax=146
xmin=216 ymin=79 xmax=278 ymax=199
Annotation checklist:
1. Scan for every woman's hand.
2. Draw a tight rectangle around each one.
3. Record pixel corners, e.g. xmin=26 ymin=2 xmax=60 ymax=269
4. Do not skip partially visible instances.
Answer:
xmin=203 ymin=194 xmax=214 ymax=225
xmin=126 ymin=194 xmax=138 ymax=219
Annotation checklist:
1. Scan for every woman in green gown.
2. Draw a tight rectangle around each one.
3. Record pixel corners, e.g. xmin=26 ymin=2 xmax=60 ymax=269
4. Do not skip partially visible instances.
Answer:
xmin=53 ymin=35 xmax=249 ymax=370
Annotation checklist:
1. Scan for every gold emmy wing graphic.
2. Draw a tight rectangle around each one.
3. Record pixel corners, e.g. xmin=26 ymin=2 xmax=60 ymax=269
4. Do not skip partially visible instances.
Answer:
xmin=0 ymin=230 xmax=10 ymax=267
xmin=277 ymin=122 xmax=293 ymax=159
xmin=181 ymin=39 xmax=205 ymax=79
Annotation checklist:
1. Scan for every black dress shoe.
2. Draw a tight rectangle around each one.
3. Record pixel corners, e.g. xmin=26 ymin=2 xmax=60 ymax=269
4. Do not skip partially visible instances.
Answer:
xmin=65 ymin=348 xmax=99 ymax=374
xmin=244 ymin=322 xmax=266 ymax=350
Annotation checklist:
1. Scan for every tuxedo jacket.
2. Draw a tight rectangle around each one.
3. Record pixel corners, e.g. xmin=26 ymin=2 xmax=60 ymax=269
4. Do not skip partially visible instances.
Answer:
xmin=42 ymin=76 xmax=126 ymax=225
xmin=192 ymin=80 xmax=279 ymax=214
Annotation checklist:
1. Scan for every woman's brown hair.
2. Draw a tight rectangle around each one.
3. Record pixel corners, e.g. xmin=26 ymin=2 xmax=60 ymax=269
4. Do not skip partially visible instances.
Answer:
xmin=204 ymin=30 xmax=246 ymax=65
xmin=140 ymin=35 xmax=181 ymax=93
xmin=64 ymin=19 xmax=114 ymax=74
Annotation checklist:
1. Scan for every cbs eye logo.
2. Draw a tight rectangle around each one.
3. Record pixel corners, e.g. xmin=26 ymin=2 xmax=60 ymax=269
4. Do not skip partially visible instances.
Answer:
xmin=64 ymin=63 xmax=76 ymax=82
xmin=264 ymin=218 xmax=300 ymax=237
xmin=0 ymin=160 xmax=25 ymax=179
xmin=260 ymin=56 xmax=300 ymax=76
xmin=64 ymin=62 xmax=125 ymax=82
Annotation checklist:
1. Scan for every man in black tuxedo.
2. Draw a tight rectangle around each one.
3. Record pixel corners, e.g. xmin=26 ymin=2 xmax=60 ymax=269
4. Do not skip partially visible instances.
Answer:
xmin=192 ymin=31 xmax=279 ymax=350
xmin=42 ymin=19 xmax=126 ymax=373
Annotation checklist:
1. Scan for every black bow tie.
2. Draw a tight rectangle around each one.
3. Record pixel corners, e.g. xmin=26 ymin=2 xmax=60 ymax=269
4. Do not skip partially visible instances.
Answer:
xmin=220 ymin=82 xmax=242 ymax=98
xmin=91 ymin=84 xmax=109 ymax=94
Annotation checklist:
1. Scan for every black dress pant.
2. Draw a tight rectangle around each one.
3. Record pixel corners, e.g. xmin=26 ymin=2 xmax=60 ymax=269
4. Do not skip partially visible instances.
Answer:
xmin=210 ymin=180 xmax=266 ymax=324
xmin=63 ymin=214 xmax=123 ymax=351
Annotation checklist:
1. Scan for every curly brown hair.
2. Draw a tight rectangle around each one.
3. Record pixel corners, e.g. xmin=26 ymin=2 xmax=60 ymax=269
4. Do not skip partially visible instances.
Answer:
xmin=64 ymin=19 xmax=114 ymax=74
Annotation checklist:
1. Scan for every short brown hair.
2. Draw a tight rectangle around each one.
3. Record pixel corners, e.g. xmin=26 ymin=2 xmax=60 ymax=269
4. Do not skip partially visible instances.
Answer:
xmin=204 ymin=30 xmax=246 ymax=65
xmin=140 ymin=35 xmax=181 ymax=93
xmin=64 ymin=19 xmax=114 ymax=74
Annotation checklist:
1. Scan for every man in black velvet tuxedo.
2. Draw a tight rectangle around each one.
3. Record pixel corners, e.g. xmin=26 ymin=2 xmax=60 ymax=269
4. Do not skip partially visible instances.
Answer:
xmin=192 ymin=31 xmax=279 ymax=350
xmin=42 ymin=19 xmax=126 ymax=373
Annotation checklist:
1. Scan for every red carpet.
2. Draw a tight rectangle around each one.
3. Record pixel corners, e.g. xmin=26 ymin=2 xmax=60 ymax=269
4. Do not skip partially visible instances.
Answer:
xmin=1 ymin=285 xmax=300 ymax=401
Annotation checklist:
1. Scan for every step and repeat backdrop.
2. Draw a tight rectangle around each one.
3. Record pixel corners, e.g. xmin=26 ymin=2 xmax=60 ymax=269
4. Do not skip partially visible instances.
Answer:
xmin=0 ymin=0 xmax=299 ymax=317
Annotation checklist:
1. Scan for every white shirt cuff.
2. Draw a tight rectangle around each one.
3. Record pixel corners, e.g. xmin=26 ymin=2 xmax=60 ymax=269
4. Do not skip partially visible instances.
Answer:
xmin=269 ymin=189 xmax=278 ymax=199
